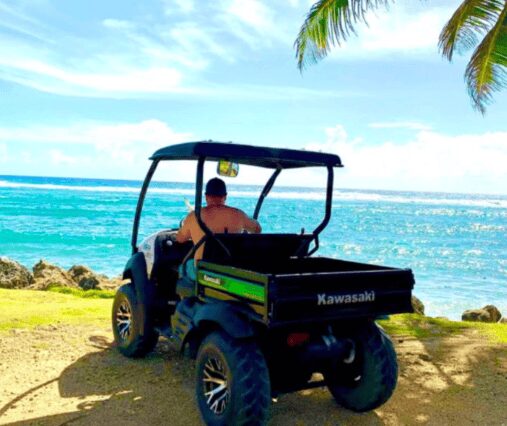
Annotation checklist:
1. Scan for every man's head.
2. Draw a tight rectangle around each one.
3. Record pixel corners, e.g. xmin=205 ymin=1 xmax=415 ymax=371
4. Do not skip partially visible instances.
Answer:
xmin=205 ymin=178 xmax=227 ymax=205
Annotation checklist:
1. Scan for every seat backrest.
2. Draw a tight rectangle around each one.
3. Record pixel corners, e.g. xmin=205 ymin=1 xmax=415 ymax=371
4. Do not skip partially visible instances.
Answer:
xmin=151 ymin=233 xmax=192 ymax=291
xmin=201 ymin=233 xmax=312 ymax=266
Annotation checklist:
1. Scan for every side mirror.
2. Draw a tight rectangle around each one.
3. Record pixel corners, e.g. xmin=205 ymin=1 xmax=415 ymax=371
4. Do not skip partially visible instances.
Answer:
xmin=217 ymin=160 xmax=239 ymax=177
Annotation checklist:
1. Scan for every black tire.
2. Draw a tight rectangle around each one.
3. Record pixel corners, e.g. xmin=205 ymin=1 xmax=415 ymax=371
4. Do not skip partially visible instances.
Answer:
xmin=196 ymin=331 xmax=270 ymax=426
xmin=112 ymin=283 xmax=159 ymax=358
xmin=325 ymin=322 xmax=398 ymax=412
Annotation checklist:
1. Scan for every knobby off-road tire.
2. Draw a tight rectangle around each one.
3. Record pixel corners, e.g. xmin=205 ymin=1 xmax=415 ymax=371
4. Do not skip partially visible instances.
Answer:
xmin=196 ymin=331 xmax=271 ymax=426
xmin=112 ymin=283 xmax=159 ymax=358
xmin=325 ymin=322 xmax=398 ymax=412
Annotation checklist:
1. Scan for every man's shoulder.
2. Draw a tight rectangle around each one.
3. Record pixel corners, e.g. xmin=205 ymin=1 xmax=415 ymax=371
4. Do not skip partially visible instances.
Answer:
xmin=183 ymin=211 xmax=196 ymax=223
xmin=227 ymin=206 xmax=249 ymax=217
xmin=204 ymin=205 xmax=244 ymax=214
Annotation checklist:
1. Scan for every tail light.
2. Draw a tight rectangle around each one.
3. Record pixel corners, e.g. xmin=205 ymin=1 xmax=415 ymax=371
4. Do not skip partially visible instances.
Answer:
xmin=286 ymin=332 xmax=310 ymax=347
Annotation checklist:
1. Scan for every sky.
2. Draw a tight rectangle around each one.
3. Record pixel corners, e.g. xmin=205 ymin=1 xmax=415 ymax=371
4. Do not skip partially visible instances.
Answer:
xmin=0 ymin=0 xmax=506 ymax=194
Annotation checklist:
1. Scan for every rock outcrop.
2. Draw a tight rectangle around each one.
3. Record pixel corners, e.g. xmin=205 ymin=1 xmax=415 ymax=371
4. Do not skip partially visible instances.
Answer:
xmin=68 ymin=265 xmax=104 ymax=290
xmin=68 ymin=265 xmax=123 ymax=290
xmin=99 ymin=276 xmax=124 ymax=291
xmin=0 ymin=257 xmax=123 ymax=292
xmin=411 ymin=295 xmax=425 ymax=315
xmin=0 ymin=257 xmax=34 ymax=289
xmin=462 ymin=305 xmax=502 ymax=323
xmin=31 ymin=260 xmax=77 ymax=290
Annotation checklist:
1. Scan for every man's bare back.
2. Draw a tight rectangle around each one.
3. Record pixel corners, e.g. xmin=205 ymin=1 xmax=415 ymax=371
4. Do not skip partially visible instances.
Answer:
xmin=175 ymin=179 xmax=260 ymax=263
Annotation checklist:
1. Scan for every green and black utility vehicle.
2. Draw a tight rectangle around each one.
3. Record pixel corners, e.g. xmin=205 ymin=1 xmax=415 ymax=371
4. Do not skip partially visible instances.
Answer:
xmin=112 ymin=141 xmax=415 ymax=425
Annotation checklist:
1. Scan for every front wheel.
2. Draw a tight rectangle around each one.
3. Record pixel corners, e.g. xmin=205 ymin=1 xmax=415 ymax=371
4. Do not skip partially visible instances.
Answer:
xmin=196 ymin=331 xmax=271 ymax=426
xmin=112 ymin=284 xmax=159 ymax=358
xmin=325 ymin=322 xmax=398 ymax=412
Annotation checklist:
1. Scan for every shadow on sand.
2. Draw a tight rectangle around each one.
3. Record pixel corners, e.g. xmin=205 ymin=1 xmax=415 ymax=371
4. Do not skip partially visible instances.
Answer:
xmin=1 ymin=332 xmax=506 ymax=425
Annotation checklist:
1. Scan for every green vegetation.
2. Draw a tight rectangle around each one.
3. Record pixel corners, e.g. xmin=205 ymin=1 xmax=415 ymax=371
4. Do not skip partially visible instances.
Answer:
xmin=379 ymin=313 xmax=507 ymax=344
xmin=46 ymin=284 xmax=115 ymax=299
xmin=0 ymin=288 xmax=111 ymax=332
xmin=1 ymin=289 xmax=505 ymax=344
xmin=295 ymin=0 xmax=507 ymax=113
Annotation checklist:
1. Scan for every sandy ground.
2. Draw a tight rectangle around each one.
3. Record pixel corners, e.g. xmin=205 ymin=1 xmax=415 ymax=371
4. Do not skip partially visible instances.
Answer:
xmin=0 ymin=325 xmax=506 ymax=426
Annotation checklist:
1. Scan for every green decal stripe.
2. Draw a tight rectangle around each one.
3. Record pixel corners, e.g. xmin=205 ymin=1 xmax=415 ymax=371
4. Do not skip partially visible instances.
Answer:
xmin=198 ymin=271 xmax=265 ymax=303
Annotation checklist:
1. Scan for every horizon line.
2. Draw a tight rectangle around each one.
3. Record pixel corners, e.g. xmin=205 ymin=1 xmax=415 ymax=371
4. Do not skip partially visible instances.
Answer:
xmin=1 ymin=173 xmax=507 ymax=198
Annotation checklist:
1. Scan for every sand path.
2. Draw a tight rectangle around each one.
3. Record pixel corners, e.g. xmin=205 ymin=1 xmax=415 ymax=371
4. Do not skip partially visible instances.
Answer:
xmin=0 ymin=325 xmax=506 ymax=425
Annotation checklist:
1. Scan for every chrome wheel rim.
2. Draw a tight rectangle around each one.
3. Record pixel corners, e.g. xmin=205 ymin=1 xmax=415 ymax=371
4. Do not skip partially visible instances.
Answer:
xmin=116 ymin=300 xmax=132 ymax=341
xmin=202 ymin=356 xmax=230 ymax=415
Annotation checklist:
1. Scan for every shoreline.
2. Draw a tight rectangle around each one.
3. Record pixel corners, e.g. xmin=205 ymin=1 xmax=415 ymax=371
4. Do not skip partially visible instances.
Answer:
xmin=1 ymin=256 xmax=505 ymax=326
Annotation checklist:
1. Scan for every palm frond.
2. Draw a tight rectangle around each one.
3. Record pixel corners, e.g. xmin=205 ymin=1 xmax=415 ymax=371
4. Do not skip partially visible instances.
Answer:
xmin=439 ymin=0 xmax=504 ymax=61
xmin=295 ymin=0 xmax=392 ymax=70
xmin=464 ymin=2 xmax=507 ymax=113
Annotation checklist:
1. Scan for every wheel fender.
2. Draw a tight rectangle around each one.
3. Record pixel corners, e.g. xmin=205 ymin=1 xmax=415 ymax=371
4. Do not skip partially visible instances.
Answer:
xmin=193 ymin=302 xmax=254 ymax=339
xmin=122 ymin=253 xmax=155 ymax=336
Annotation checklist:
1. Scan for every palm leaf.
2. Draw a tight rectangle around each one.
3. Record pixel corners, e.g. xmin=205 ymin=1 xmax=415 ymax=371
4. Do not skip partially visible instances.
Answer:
xmin=464 ymin=2 xmax=507 ymax=113
xmin=295 ymin=0 xmax=392 ymax=70
xmin=439 ymin=0 xmax=505 ymax=61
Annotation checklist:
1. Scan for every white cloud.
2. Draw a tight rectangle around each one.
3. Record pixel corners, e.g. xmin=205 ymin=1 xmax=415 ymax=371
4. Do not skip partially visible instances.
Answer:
xmin=169 ymin=22 xmax=232 ymax=63
xmin=50 ymin=149 xmax=78 ymax=166
xmin=306 ymin=125 xmax=507 ymax=195
xmin=369 ymin=121 xmax=431 ymax=131
xmin=162 ymin=0 xmax=195 ymax=15
xmin=0 ymin=57 xmax=184 ymax=95
xmin=0 ymin=119 xmax=191 ymax=148
xmin=219 ymin=0 xmax=291 ymax=47
xmin=0 ymin=1 xmax=304 ymax=97
xmin=327 ymin=3 xmax=457 ymax=60
xmin=0 ymin=143 xmax=7 ymax=163
xmin=0 ymin=120 xmax=195 ymax=179
xmin=226 ymin=0 xmax=274 ymax=33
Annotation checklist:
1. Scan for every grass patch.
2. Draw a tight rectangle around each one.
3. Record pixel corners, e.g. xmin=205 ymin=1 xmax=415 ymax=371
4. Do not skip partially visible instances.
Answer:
xmin=379 ymin=313 xmax=507 ymax=344
xmin=1 ymin=289 xmax=505 ymax=345
xmin=46 ymin=284 xmax=115 ymax=299
xmin=0 ymin=288 xmax=112 ymax=332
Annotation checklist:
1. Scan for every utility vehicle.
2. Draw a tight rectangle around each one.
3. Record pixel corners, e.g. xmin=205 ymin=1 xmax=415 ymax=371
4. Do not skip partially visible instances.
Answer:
xmin=112 ymin=141 xmax=415 ymax=425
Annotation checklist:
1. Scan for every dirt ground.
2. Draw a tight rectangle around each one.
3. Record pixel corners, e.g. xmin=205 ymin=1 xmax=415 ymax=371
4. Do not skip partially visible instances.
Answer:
xmin=0 ymin=325 xmax=506 ymax=426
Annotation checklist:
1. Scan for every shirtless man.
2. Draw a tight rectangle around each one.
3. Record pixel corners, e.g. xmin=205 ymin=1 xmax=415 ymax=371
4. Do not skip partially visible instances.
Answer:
xmin=176 ymin=178 xmax=261 ymax=277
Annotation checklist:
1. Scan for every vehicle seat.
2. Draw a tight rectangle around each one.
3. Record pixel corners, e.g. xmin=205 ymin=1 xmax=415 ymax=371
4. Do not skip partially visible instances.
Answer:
xmin=151 ymin=233 xmax=193 ymax=297
xmin=200 ymin=233 xmax=312 ymax=269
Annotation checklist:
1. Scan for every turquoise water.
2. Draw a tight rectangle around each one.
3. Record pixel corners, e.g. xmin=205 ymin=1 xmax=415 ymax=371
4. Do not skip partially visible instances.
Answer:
xmin=1 ymin=175 xmax=506 ymax=319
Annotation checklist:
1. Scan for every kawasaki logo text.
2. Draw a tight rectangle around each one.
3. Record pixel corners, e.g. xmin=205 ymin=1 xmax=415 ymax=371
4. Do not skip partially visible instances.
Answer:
xmin=317 ymin=291 xmax=375 ymax=306
xmin=203 ymin=274 xmax=222 ymax=285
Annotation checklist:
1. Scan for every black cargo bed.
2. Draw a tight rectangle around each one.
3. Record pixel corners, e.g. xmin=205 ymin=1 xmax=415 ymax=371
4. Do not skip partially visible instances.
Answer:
xmin=198 ymin=257 xmax=415 ymax=327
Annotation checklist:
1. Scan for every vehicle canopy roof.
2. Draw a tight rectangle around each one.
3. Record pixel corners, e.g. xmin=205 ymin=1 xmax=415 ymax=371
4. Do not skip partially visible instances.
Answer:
xmin=150 ymin=141 xmax=342 ymax=169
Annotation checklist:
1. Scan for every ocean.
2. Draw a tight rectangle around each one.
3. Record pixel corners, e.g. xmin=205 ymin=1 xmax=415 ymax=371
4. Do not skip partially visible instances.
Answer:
xmin=1 ymin=174 xmax=506 ymax=320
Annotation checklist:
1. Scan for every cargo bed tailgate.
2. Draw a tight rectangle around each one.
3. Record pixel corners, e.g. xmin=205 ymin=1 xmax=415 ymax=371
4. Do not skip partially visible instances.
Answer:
xmin=268 ymin=268 xmax=414 ymax=326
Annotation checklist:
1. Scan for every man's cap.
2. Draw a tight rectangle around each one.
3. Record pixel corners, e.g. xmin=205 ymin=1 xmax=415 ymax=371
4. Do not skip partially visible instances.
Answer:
xmin=205 ymin=178 xmax=227 ymax=196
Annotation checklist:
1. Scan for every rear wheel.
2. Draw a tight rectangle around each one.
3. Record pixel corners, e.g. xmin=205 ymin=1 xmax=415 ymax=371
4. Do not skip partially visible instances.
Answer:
xmin=325 ymin=322 xmax=397 ymax=412
xmin=196 ymin=331 xmax=271 ymax=426
xmin=112 ymin=284 xmax=159 ymax=358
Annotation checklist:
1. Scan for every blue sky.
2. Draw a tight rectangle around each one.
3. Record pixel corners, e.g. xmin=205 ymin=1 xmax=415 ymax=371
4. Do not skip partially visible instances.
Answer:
xmin=0 ymin=0 xmax=506 ymax=194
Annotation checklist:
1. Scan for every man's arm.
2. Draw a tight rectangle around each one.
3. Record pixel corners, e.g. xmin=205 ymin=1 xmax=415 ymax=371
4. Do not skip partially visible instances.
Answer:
xmin=242 ymin=212 xmax=261 ymax=234
xmin=175 ymin=212 xmax=193 ymax=243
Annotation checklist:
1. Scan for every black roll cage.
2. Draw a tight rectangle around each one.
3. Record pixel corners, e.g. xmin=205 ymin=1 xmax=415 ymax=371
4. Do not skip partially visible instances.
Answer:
xmin=131 ymin=142 xmax=341 ymax=256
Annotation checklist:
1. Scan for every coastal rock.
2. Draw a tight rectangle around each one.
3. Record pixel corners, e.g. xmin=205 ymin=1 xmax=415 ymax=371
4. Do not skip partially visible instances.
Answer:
xmin=68 ymin=265 xmax=123 ymax=290
xmin=68 ymin=265 xmax=104 ymax=290
xmin=411 ymin=295 xmax=425 ymax=315
xmin=31 ymin=260 xmax=77 ymax=290
xmin=99 ymin=275 xmax=124 ymax=291
xmin=483 ymin=305 xmax=502 ymax=322
xmin=0 ymin=257 xmax=34 ymax=289
xmin=462 ymin=305 xmax=502 ymax=323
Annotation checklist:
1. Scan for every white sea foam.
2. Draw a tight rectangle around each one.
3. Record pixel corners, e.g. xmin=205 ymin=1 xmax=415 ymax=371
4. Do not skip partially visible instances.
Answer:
xmin=1 ymin=180 xmax=506 ymax=208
